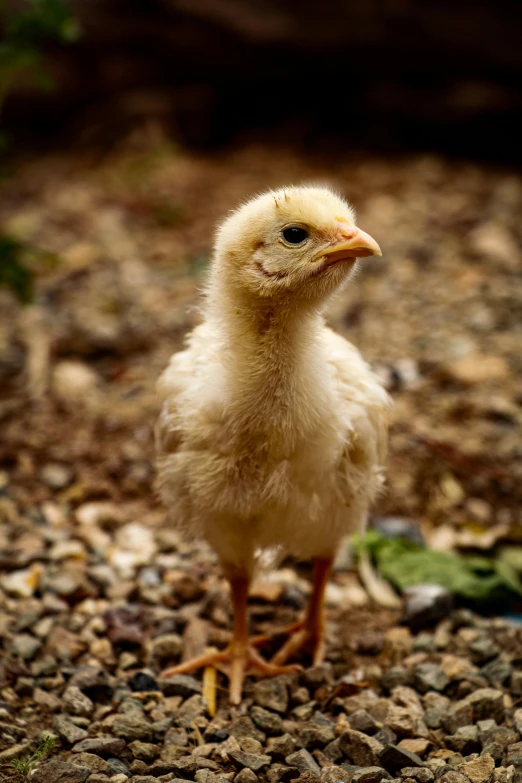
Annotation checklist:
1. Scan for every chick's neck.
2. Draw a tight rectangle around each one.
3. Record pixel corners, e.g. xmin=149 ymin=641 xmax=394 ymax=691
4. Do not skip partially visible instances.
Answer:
xmin=206 ymin=282 xmax=329 ymax=437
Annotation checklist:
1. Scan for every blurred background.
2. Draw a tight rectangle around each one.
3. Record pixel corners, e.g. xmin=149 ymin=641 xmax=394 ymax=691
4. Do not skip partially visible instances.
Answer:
xmin=1 ymin=0 xmax=522 ymax=704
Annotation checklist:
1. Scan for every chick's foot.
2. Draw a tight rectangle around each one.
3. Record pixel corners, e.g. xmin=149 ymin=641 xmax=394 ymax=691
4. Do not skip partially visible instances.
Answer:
xmin=160 ymin=643 xmax=301 ymax=705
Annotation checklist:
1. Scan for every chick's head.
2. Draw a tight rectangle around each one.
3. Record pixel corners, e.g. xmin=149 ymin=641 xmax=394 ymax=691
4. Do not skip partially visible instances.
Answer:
xmin=214 ymin=185 xmax=381 ymax=304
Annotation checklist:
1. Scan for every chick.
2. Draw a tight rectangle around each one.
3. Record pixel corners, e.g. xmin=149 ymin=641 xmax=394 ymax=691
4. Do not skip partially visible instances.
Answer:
xmin=156 ymin=185 xmax=391 ymax=704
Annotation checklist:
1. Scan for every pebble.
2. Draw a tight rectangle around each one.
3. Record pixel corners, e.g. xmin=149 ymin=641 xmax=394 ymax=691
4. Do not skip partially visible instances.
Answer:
xmin=267 ymin=733 xmax=297 ymax=758
xmin=251 ymin=705 xmax=284 ymax=735
xmin=286 ymin=748 xmax=321 ymax=775
xmin=339 ymin=730 xmax=384 ymax=766
xmin=253 ymin=677 xmax=290 ymax=713
xmin=457 ymin=754 xmax=495 ymax=783
xmin=157 ymin=673 xmax=202 ymax=697
xmin=229 ymin=749 xmax=272 ymax=771
xmin=352 ymin=768 xmax=389 ymax=783
xmin=446 ymin=726 xmax=480 ymax=755
xmin=32 ymin=759 xmax=90 ymax=782
xmin=40 ymin=462 xmax=74 ymax=489
xmin=53 ymin=714 xmax=89 ymax=744
xmin=413 ymin=663 xmax=449 ymax=693
xmin=72 ymin=753 xmax=111 ymax=774
xmin=11 ymin=632 xmax=42 ymax=660
xmin=72 ymin=736 xmax=127 ymax=756
xmin=1 ymin=563 xmax=43 ymax=598
xmin=379 ymin=745 xmax=425 ymax=774
xmin=63 ymin=685 xmax=95 ymax=716
xmin=402 ymin=585 xmax=454 ymax=629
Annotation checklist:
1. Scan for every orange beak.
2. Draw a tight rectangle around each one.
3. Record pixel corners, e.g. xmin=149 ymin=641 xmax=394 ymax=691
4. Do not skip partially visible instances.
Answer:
xmin=318 ymin=226 xmax=382 ymax=264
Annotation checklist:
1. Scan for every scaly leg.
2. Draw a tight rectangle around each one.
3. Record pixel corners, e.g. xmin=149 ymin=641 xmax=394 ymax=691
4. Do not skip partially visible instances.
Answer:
xmin=160 ymin=569 xmax=300 ymax=704
xmin=266 ymin=556 xmax=333 ymax=666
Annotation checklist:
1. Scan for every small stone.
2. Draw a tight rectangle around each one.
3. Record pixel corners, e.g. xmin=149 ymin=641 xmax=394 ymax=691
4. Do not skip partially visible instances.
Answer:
xmin=157 ymin=673 xmax=202 ymax=698
xmin=253 ymin=676 xmax=289 ymax=713
xmin=40 ymin=462 xmax=74 ymax=489
xmin=11 ymin=632 xmax=42 ymax=660
xmin=320 ymin=766 xmax=355 ymax=783
xmin=267 ymin=765 xmax=301 ymax=783
xmin=504 ymin=743 xmax=522 ymax=767
xmin=480 ymin=659 xmax=513 ymax=687
xmin=414 ymin=664 xmax=449 ymax=693
xmin=72 ymin=736 xmax=127 ymax=756
xmin=70 ymin=665 xmax=112 ymax=694
xmin=402 ymin=585 xmax=454 ymax=630
xmin=339 ymin=730 xmax=384 ymax=766
xmin=381 ymin=666 xmax=410 ymax=691
xmin=323 ymin=739 xmax=343 ymax=763
xmin=107 ymin=757 xmax=130 ymax=777
xmin=1 ymin=564 xmax=43 ymax=598
xmin=110 ymin=775 xmax=128 ymax=783
xmin=230 ymin=716 xmax=266 ymax=744
xmin=128 ymin=740 xmax=159 ymax=761
xmin=457 ymin=754 xmax=495 ymax=783
xmin=240 ymin=738 xmax=264 ymax=755
xmin=349 ymin=710 xmax=381 ymax=735
xmin=63 ymin=685 xmax=95 ymax=716
xmin=53 ymin=714 xmax=89 ymax=744
xmin=444 ymin=354 xmax=509 ymax=385
xmin=379 ymin=745 xmax=424 ymax=774
xmin=72 ymin=753 xmax=111 ymax=775
xmin=175 ymin=694 xmax=207 ymax=728
xmin=32 ymin=759 xmax=90 ymax=783
xmin=251 ymin=705 xmax=284 ymax=734
xmin=229 ymin=750 xmax=272 ymax=771
xmin=149 ymin=633 xmax=183 ymax=661
xmin=112 ymin=713 xmax=153 ymax=742
xmin=397 ymin=740 xmax=431 ymax=758
xmin=33 ymin=687 xmax=62 ymax=712
xmin=446 ymin=727 xmax=480 ymax=755
xmin=469 ymin=638 xmax=500 ymax=665
xmin=460 ymin=689 xmax=504 ymax=723
xmin=301 ymin=721 xmax=336 ymax=748
xmin=301 ymin=664 xmax=334 ymax=689
xmin=401 ymin=769 xmax=434 ymax=783
xmin=511 ymin=672 xmax=522 ymax=694
xmin=128 ymin=672 xmax=159 ymax=693
xmin=52 ymin=360 xmax=100 ymax=403
xmin=236 ymin=769 xmax=259 ymax=783
xmin=286 ymin=749 xmax=321 ymax=775
xmin=268 ymin=733 xmax=297 ymax=758
xmin=351 ymin=768 xmax=389 ymax=783
xmin=438 ymin=775 xmax=470 ymax=783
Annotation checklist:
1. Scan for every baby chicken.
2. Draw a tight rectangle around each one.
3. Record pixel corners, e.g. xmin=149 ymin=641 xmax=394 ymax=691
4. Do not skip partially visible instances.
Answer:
xmin=156 ymin=186 xmax=391 ymax=704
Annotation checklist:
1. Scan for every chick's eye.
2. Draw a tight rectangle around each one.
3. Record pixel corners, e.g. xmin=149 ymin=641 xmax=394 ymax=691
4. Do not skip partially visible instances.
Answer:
xmin=282 ymin=226 xmax=309 ymax=245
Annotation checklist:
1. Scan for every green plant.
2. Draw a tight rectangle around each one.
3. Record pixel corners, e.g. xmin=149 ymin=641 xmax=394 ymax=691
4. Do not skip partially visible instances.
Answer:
xmin=11 ymin=734 xmax=56 ymax=778
xmin=0 ymin=0 xmax=80 ymax=123
xmin=0 ymin=235 xmax=34 ymax=303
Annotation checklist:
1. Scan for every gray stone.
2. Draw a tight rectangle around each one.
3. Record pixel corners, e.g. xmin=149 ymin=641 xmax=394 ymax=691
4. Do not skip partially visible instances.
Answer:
xmin=229 ymin=750 xmax=272 ymax=771
xmin=401 ymin=769 xmax=435 ymax=783
xmin=339 ymin=731 xmax=384 ymax=767
xmin=381 ymin=666 xmax=410 ymax=691
xmin=150 ymin=633 xmax=183 ymax=660
xmin=481 ymin=659 xmax=513 ymax=686
xmin=157 ymin=674 xmax=202 ymax=698
xmin=72 ymin=736 xmax=127 ymax=756
xmin=11 ymin=633 xmax=42 ymax=660
xmin=446 ymin=727 xmax=480 ymax=755
xmin=236 ymin=769 xmax=259 ymax=783
xmin=267 ymin=763 xmax=301 ymax=783
xmin=300 ymin=721 xmax=336 ymax=748
xmin=72 ymin=753 xmax=111 ymax=774
xmin=53 ymin=714 xmax=89 ymax=744
xmin=459 ymin=689 xmax=505 ymax=723
xmin=253 ymin=676 xmax=289 ymax=713
xmin=379 ymin=745 xmax=424 ymax=774
xmin=32 ymin=759 xmax=90 ymax=783
xmin=349 ymin=710 xmax=381 ymax=735
xmin=286 ymin=749 xmax=321 ymax=775
xmin=251 ymin=705 xmax=284 ymax=735
xmin=107 ymin=757 xmax=131 ymax=777
xmin=268 ymin=733 xmax=297 ymax=759
xmin=351 ymin=768 xmax=389 ymax=783
xmin=112 ymin=713 xmax=153 ymax=742
xmin=128 ymin=740 xmax=159 ymax=761
xmin=323 ymin=739 xmax=343 ymax=763
xmin=69 ymin=665 xmax=112 ymax=693
xmin=414 ymin=664 xmax=449 ymax=693
xmin=504 ymin=743 xmax=522 ymax=768
xmin=469 ymin=637 xmax=500 ymax=665
xmin=301 ymin=664 xmax=334 ymax=689
xmin=63 ymin=685 xmax=95 ymax=716
xmin=402 ymin=584 xmax=454 ymax=630
xmin=229 ymin=716 xmax=266 ymax=744
xmin=320 ymin=766 xmax=355 ymax=783
xmin=175 ymin=695 xmax=207 ymax=728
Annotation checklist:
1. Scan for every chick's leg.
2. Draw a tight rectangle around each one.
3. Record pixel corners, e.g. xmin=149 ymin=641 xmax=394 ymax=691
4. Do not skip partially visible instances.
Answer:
xmin=268 ymin=556 xmax=333 ymax=666
xmin=160 ymin=568 xmax=300 ymax=705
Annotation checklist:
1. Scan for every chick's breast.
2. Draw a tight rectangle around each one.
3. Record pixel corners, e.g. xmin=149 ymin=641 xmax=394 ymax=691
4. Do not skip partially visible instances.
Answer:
xmin=156 ymin=321 xmax=390 ymax=570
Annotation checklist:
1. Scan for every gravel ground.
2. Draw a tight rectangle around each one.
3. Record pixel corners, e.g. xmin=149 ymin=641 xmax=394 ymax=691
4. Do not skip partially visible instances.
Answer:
xmin=0 ymin=135 xmax=522 ymax=781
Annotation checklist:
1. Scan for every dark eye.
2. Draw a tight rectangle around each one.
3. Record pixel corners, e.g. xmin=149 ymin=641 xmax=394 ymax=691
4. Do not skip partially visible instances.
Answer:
xmin=282 ymin=226 xmax=309 ymax=245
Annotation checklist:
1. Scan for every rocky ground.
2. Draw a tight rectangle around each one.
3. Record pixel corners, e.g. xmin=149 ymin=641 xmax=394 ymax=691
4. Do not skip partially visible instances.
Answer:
xmin=0 ymin=132 xmax=522 ymax=781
